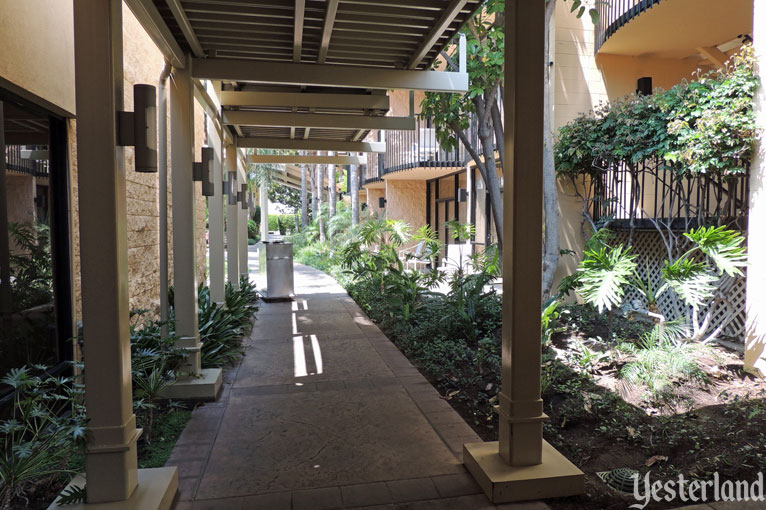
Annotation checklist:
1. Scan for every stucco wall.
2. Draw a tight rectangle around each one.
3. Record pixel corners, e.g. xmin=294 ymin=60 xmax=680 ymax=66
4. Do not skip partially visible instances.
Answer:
xmin=0 ymin=0 xmax=75 ymax=115
xmin=385 ymin=180 xmax=426 ymax=231
xmin=366 ymin=187 xmax=386 ymax=217
xmin=69 ymin=4 xmax=208 ymax=320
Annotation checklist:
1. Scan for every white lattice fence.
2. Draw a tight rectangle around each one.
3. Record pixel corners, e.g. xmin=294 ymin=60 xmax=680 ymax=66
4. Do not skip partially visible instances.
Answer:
xmin=613 ymin=230 xmax=747 ymax=340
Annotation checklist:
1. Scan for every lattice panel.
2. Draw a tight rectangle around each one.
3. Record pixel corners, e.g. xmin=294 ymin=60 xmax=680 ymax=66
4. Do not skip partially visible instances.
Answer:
xmin=613 ymin=230 xmax=747 ymax=340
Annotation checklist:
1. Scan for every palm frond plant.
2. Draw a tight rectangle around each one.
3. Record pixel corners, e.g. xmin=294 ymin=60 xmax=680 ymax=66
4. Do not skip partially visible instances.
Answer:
xmin=0 ymin=367 xmax=86 ymax=510
xmin=8 ymin=222 xmax=53 ymax=311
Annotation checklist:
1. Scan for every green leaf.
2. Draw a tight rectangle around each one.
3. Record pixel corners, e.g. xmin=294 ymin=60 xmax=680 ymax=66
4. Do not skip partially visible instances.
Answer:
xmin=588 ymin=8 xmax=600 ymax=25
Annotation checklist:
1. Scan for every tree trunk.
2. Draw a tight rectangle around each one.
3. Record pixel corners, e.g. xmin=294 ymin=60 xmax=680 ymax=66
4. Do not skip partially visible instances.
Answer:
xmin=541 ymin=0 xmax=561 ymax=299
xmin=301 ymin=165 xmax=308 ymax=230
xmin=316 ymin=159 xmax=326 ymax=242
xmin=328 ymin=152 xmax=337 ymax=219
xmin=350 ymin=164 xmax=360 ymax=226
xmin=491 ymin=99 xmax=505 ymax=171
xmin=478 ymin=130 xmax=504 ymax=255
xmin=310 ymin=165 xmax=319 ymax=221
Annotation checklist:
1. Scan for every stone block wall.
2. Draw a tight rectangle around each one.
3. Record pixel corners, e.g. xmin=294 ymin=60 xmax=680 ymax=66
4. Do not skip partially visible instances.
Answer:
xmin=69 ymin=5 xmax=208 ymax=321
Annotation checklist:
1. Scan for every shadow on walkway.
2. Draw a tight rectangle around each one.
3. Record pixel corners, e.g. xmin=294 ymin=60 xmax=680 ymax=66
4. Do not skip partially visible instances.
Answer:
xmin=169 ymin=251 xmax=548 ymax=510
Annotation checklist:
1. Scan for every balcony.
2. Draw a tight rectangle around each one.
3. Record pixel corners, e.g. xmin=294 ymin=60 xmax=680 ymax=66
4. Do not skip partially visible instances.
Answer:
xmin=595 ymin=0 xmax=661 ymax=52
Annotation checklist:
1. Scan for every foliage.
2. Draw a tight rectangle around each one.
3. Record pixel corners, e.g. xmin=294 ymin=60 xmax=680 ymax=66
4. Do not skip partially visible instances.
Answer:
xmin=577 ymin=244 xmax=637 ymax=314
xmin=269 ymin=182 xmax=302 ymax=212
xmin=555 ymin=45 xmax=759 ymax=179
xmin=0 ymin=366 xmax=86 ymax=510
xmin=137 ymin=408 xmax=192 ymax=469
xmin=617 ymin=320 xmax=708 ymax=398
xmin=247 ymin=219 xmax=259 ymax=241
xmin=268 ymin=214 xmax=299 ymax=235
xmin=8 ymin=222 xmax=53 ymax=311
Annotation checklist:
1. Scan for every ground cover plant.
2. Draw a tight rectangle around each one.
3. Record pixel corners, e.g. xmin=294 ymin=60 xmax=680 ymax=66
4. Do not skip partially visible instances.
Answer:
xmin=0 ymin=277 xmax=258 ymax=509
xmin=293 ymin=213 xmax=766 ymax=509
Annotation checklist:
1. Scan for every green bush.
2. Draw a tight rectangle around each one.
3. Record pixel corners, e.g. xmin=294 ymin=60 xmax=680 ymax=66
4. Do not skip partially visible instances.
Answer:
xmin=248 ymin=219 xmax=259 ymax=241
xmin=0 ymin=367 xmax=86 ymax=509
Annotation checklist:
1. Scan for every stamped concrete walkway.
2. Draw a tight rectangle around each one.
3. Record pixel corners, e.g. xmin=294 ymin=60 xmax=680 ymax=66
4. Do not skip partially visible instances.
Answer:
xmin=168 ymin=251 xmax=548 ymax=510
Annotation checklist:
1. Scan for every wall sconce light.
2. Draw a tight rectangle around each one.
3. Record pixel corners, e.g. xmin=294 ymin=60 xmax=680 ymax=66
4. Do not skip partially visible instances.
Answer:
xmin=458 ymin=188 xmax=468 ymax=203
xmin=117 ymin=84 xmax=157 ymax=173
xmin=636 ymin=76 xmax=653 ymax=96
xmin=227 ymin=171 xmax=237 ymax=205
xmin=193 ymin=147 xmax=214 ymax=196
xmin=239 ymin=184 xmax=248 ymax=210
xmin=378 ymin=197 xmax=387 ymax=209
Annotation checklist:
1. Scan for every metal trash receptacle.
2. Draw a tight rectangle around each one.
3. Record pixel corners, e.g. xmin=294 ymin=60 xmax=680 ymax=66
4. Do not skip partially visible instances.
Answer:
xmin=259 ymin=241 xmax=294 ymax=301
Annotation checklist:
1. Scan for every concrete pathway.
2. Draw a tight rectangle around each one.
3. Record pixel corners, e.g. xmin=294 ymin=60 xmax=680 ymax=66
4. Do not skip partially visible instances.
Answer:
xmin=168 ymin=249 xmax=547 ymax=510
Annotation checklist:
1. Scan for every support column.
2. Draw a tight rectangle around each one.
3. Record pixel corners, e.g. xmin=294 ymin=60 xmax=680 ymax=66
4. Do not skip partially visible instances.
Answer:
xmin=260 ymin=173 xmax=269 ymax=243
xmin=462 ymin=0 xmax=583 ymax=503
xmin=163 ymin=59 xmax=221 ymax=402
xmin=745 ymin=0 xmax=766 ymax=377
xmin=311 ymin=165 xmax=319 ymax=221
xmin=170 ymin=61 xmax=200 ymax=375
xmin=225 ymin=144 xmax=239 ymax=289
xmin=68 ymin=0 xmax=177 ymax=506
xmin=238 ymin=170 xmax=248 ymax=278
xmin=208 ymin=115 xmax=225 ymax=304
xmin=301 ymin=166 xmax=308 ymax=229
xmin=350 ymin=164 xmax=359 ymax=226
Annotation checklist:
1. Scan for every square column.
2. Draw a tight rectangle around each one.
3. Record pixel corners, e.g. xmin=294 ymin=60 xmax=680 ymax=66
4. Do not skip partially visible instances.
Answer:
xmin=69 ymin=0 xmax=176 ymax=506
xmin=260 ymin=176 xmax=269 ymax=243
xmin=238 ymin=166 xmax=248 ymax=278
xmin=225 ymin=144 xmax=240 ymax=289
xmin=207 ymin=113 xmax=225 ymax=305
xmin=163 ymin=59 xmax=221 ymax=401
xmin=745 ymin=0 xmax=766 ymax=377
xmin=462 ymin=0 xmax=583 ymax=503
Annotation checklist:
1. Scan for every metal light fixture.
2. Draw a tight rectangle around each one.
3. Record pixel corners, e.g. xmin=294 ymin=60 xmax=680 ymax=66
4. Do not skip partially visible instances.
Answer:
xmin=239 ymin=184 xmax=248 ymax=210
xmin=193 ymin=147 xmax=214 ymax=196
xmin=227 ymin=171 xmax=237 ymax=205
xmin=378 ymin=197 xmax=387 ymax=209
xmin=458 ymin=188 xmax=468 ymax=203
xmin=117 ymin=84 xmax=157 ymax=172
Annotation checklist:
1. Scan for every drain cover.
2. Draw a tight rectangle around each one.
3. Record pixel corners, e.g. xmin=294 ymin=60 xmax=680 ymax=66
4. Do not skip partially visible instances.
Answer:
xmin=597 ymin=468 xmax=640 ymax=493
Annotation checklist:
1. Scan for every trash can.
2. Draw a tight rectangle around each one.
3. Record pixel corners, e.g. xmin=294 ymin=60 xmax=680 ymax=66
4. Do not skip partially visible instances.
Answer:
xmin=259 ymin=241 xmax=294 ymax=301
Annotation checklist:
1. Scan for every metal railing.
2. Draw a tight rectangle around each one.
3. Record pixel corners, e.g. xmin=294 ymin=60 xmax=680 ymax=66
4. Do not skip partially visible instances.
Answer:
xmin=380 ymin=114 xmax=467 ymax=176
xmin=589 ymin=158 xmax=749 ymax=230
xmin=5 ymin=145 xmax=50 ymax=178
xmin=595 ymin=0 xmax=661 ymax=52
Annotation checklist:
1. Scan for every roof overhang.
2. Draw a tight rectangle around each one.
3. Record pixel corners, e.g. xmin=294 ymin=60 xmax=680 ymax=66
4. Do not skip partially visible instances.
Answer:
xmin=237 ymin=137 xmax=384 ymax=153
xmin=248 ymin=154 xmax=367 ymax=165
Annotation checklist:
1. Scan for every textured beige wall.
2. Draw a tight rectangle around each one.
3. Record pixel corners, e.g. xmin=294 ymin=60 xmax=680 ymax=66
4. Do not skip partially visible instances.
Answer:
xmin=0 ymin=0 xmax=75 ymax=115
xmin=6 ymin=175 xmax=36 ymax=227
xmin=385 ymin=180 xmax=426 ymax=231
xmin=745 ymin=0 xmax=766 ymax=375
xmin=69 ymin=4 xmax=208 ymax=320
xmin=551 ymin=2 xmax=706 ymax=292
xmin=366 ymin=188 xmax=386 ymax=217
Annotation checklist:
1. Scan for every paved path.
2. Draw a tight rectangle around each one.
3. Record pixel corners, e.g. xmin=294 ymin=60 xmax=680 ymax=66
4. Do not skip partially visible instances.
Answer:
xmin=169 ymin=250 xmax=547 ymax=510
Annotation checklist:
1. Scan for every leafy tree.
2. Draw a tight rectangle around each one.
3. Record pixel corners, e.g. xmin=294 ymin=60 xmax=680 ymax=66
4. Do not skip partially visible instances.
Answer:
xmin=422 ymin=0 xmax=598 ymax=298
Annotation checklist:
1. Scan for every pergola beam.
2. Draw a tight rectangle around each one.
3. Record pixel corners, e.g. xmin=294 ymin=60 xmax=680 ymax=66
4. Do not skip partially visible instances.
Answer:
xmin=166 ymin=0 xmax=205 ymax=57
xmin=248 ymin=154 xmax=367 ymax=165
xmin=318 ymin=0 xmax=340 ymax=64
xmin=124 ymin=0 xmax=185 ymax=68
xmin=293 ymin=0 xmax=305 ymax=62
xmin=407 ymin=0 xmax=469 ymax=69
xmin=237 ymin=137 xmax=385 ymax=153
xmin=224 ymin=110 xmax=415 ymax=130
xmin=219 ymin=90 xmax=390 ymax=110
xmin=192 ymin=58 xmax=469 ymax=92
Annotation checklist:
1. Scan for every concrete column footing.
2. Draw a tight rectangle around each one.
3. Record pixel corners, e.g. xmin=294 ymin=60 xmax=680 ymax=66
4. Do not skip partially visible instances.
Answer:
xmin=47 ymin=467 xmax=178 ymax=510
xmin=463 ymin=440 xmax=584 ymax=503
xmin=158 ymin=368 xmax=223 ymax=402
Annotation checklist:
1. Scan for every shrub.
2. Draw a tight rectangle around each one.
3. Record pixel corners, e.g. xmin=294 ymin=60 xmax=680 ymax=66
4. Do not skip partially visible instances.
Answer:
xmin=247 ymin=219 xmax=259 ymax=241
xmin=0 ymin=367 xmax=86 ymax=510
xmin=8 ymin=222 xmax=52 ymax=311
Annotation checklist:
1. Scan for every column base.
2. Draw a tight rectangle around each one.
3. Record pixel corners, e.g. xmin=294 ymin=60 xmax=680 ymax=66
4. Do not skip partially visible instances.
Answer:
xmin=463 ymin=440 xmax=584 ymax=503
xmin=47 ymin=467 xmax=178 ymax=510
xmin=159 ymin=368 xmax=222 ymax=402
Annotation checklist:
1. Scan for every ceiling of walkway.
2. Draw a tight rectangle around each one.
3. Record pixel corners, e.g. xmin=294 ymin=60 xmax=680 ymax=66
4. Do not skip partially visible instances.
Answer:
xmin=130 ymin=0 xmax=480 ymax=153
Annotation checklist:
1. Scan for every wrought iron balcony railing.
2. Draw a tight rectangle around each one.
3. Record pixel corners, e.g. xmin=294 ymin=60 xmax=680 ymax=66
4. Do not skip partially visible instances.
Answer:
xmin=595 ymin=0 xmax=661 ymax=52
xmin=380 ymin=114 xmax=467 ymax=176
xmin=589 ymin=158 xmax=749 ymax=231
xmin=5 ymin=145 xmax=50 ymax=178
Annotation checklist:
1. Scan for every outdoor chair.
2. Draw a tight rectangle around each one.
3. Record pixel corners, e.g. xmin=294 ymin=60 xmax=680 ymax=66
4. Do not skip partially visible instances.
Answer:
xmin=399 ymin=241 xmax=428 ymax=271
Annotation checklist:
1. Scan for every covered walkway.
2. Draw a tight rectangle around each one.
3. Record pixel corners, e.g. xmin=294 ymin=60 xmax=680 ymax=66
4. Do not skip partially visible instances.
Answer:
xmin=168 ymin=254 xmax=547 ymax=510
